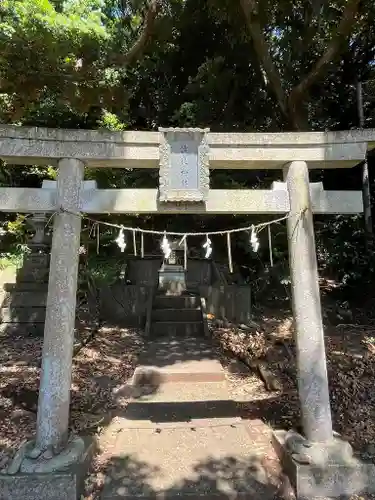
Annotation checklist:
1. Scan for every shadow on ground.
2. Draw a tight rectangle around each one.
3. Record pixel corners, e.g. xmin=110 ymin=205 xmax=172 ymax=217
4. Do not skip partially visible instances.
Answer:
xmin=135 ymin=336 xmax=218 ymax=367
xmin=87 ymin=453 xmax=291 ymax=499
xmin=0 ymin=326 xmax=144 ymax=469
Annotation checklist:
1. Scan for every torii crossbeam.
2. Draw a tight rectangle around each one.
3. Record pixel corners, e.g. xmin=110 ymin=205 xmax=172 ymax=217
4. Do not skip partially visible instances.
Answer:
xmin=0 ymin=125 xmax=374 ymax=498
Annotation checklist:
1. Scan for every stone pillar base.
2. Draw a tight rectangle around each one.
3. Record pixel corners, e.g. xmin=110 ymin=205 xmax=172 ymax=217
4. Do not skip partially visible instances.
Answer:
xmin=0 ymin=436 xmax=95 ymax=500
xmin=272 ymin=429 xmax=375 ymax=499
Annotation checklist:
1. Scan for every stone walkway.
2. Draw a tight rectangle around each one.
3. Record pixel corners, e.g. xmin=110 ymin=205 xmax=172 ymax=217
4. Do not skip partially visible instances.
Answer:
xmin=98 ymin=336 xmax=293 ymax=499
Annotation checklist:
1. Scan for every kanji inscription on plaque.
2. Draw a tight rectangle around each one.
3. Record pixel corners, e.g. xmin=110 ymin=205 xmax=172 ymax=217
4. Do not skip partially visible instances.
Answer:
xmin=159 ymin=128 xmax=210 ymax=202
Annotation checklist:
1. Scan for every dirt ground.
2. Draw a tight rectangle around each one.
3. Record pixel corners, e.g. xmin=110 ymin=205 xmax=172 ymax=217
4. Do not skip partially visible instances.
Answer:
xmin=0 ymin=327 xmax=144 ymax=472
xmin=212 ymin=309 xmax=375 ymax=456
xmin=1 ymin=307 xmax=375 ymax=498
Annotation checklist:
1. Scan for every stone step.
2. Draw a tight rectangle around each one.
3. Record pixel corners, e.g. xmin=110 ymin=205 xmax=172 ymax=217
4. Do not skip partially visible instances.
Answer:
xmin=0 ymin=307 xmax=46 ymax=323
xmin=118 ymin=396 xmax=239 ymax=427
xmin=126 ymin=382 xmax=233 ymax=402
xmin=111 ymin=405 xmax=241 ymax=430
xmin=113 ymin=382 xmax=239 ymax=429
xmin=22 ymin=254 xmax=50 ymax=267
xmin=151 ymin=308 xmax=202 ymax=322
xmin=16 ymin=267 xmax=49 ymax=283
xmin=151 ymin=321 xmax=204 ymax=337
xmin=132 ymin=362 xmax=224 ymax=384
xmin=101 ymin=423 xmax=277 ymax=500
xmin=3 ymin=282 xmax=49 ymax=292
xmin=1 ymin=291 xmax=47 ymax=307
xmin=0 ymin=322 xmax=45 ymax=337
xmin=117 ymin=381 xmax=233 ymax=404
xmin=153 ymin=295 xmax=201 ymax=310
xmin=132 ymin=337 xmax=225 ymax=384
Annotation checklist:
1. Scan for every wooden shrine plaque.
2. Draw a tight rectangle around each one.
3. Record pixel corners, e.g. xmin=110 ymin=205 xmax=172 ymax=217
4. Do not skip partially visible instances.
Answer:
xmin=159 ymin=128 xmax=210 ymax=202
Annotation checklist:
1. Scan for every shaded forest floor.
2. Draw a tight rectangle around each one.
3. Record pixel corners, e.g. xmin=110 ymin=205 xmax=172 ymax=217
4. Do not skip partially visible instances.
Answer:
xmin=0 ymin=327 xmax=144 ymax=472
xmin=211 ymin=308 xmax=375 ymax=457
xmin=0 ymin=294 xmax=375 ymax=497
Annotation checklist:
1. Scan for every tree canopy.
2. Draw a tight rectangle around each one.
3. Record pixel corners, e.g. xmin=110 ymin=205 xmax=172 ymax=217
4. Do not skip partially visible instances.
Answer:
xmin=1 ymin=0 xmax=375 ymax=294
xmin=1 ymin=0 xmax=374 ymax=129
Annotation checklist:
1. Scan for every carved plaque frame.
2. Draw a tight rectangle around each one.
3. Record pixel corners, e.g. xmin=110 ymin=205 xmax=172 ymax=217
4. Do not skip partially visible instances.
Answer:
xmin=159 ymin=127 xmax=210 ymax=203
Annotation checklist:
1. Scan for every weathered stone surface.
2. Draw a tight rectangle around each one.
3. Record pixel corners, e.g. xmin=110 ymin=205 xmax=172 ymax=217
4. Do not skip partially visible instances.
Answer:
xmin=6 ymin=441 xmax=28 ymax=475
xmin=4 ymin=282 xmax=49 ymax=292
xmin=0 ymin=251 xmax=50 ymax=336
xmin=0 ymin=124 xmax=373 ymax=169
xmin=151 ymin=308 xmax=202 ymax=322
xmin=0 ymin=322 xmax=45 ymax=337
xmin=15 ymin=267 xmax=49 ymax=283
xmin=20 ymin=437 xmax=86 ymax=473
xmin=101 ymin=424 xmax=277 ymax=500
xmin=41 ymin=179 xmax=97 ymax=191
xmin=126 ymin=258 xmax=161 ymax=285
xmin=159 ymin=128 xmax=210 ymax=203
xmin=200 ymin=285 xmax=252 ymax=325
xmin=99 ymin=284 xmax=153 ymax=327
xmin=132 ymin=337 xmax=225 ymax=384
xmin=158 ymin=264 xmax=186 ymax=294
xmin=153 ymin=295 xmax=201 ymax=309
xmin=0 ymin=437 xmax=95 ymax=500
xmin=1 ymin=291 xmax=47 ymax=307
xmin=80 ymin=188 xmax=289 ymax=214
xmin=0 ymin=307 xmax=46 ymax=323
xmin=273 ymin=430 xmax=375 ymax=498
xmin=151 ymin=321 xmax=204 ymax=338
xmin=0 ymin=473 xmax=80 ymax=500
xmin=0 ymin=186 xmax=363 ymax=214
xmin=100 ymin=333 xmax=292 ymax=500
xmin=284 ymin=160 xmax=333 ymax=442
xmin=36 ymin=158 xmax=84 ymax=452
xmin=22 ymin=254 xmax=50 ymax=267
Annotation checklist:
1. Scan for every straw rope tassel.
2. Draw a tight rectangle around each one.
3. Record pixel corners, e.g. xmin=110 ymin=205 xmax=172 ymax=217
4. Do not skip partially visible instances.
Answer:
xmin=133 ymin=229 xmax=137 ymax=256
xmin=141 ymin=232 xmax=144 ymax=258
xmin=184 ymin=236 xmax=188 ymax=270
xmin=96 ymin=224 xmax=100 ymax=255
xmin=268 ymin=225 xmax=273 ymax=267
xmin=227 ymin=232 xmax=233 ymax=273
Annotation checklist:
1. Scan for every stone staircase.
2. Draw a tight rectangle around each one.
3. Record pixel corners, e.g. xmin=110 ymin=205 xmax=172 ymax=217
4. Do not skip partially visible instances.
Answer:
xmin=0 ymin=253 xmax=49 ymax=337
xmin=99 ymin=334 xmax=286 ymax=499
xmin=98 ymin=262 xmax=288 ymax=498
xmin=150 ymin=293 xmax=204 ymax=337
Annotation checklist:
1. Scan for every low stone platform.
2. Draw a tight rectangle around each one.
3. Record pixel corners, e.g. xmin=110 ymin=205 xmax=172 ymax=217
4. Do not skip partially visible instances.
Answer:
xmin=0 ymin=252 xmax=49 ymax=337
xmin=100 ymin=336 xmax=290 ymax=499
xmin=114 ymin=381 xmax=240 ymax=428
xmin=101 ymin=423 xmax=280 ymax=499
xmin=0 ymin=437 xmax=95 ymax=500
xmin=131 ymin=336 xmax=225 ymax=384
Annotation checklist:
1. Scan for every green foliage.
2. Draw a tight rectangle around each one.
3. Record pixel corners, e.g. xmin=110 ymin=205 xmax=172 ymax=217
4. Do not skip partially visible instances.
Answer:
xmin=0 ymin=0 xmax=148 ymax=119
xmin=316 ymin=215 xmax=375 ymax=291
xmin=0 ymin=0 xmax=375 ymax=299
xmin=83 ymin=254 xmax=125 ymax=285
xmin=98 ymin=110 xmax=128 ymax=131
xmin=0 ymin=244 xmax=30 ymax=270
xmin=7 ymin=215 xmax=27 ymax=238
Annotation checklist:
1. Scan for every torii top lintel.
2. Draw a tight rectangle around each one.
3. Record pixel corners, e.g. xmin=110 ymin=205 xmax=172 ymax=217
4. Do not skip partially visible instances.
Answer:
xmin=0 ymin=125 xmax=375 ymax=169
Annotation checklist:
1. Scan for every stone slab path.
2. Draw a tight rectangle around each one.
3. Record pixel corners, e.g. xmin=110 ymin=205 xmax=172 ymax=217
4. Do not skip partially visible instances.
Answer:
xmin=98 ymin=336 xmax=293 ymax=499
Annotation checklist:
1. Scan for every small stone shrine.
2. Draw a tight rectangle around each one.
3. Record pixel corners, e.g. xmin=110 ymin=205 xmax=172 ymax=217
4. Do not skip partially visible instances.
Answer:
xmin=158 ymin=238 xmax=186 ymax=294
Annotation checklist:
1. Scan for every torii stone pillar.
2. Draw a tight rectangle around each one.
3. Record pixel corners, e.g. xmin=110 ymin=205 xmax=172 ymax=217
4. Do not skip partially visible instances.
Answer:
xmin=272 ymin=160 xmax=370 ymax=500
xmin=284 ymin=160 xmax=333 ymax=443
xmin=36 ymin=158 xmax=84 ymax=453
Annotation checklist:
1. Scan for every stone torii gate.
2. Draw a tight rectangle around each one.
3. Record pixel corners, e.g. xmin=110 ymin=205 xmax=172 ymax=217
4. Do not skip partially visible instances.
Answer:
xmin=0 ymin=125 xmax=374 ymax=498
